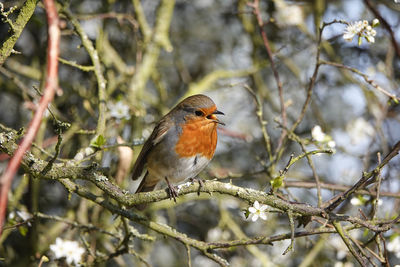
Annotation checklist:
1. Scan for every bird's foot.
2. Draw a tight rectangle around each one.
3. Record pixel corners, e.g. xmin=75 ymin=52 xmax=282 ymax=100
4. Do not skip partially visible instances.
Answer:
xmin=190 ymin=177 xmax=204 ymax=196
xmin=165 ymin=177 xmax=178 ymax=202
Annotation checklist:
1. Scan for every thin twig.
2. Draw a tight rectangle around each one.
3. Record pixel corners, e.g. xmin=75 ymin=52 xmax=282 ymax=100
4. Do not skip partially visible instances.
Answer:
xmin=371 ymin=152 xmax=382 ymax=219
xmin=75 ymin=12 xmax=138 ymax=29
xmin=283 ymin=209 xmax=295 ymax=255
xmin=131 ymin=0 xmax=151 ymax=42
xmin=244 ymin=84 xmax=273 ymax=161
xmin=63 ymin=8 xmax=107 ymax=137
xmin=324 ymin=141 xmax=400 ymax=212
xmin=319 ymin=60 xmax=399 ymax=103
xmin=40 ymin=130 xmax=62 ymax=175
xmin=348 ymin=235 xmax=378 ymax=267
xmin=283 ymin=126 xmax=327 ymax=207
xmin=186 ymin=244 xmax=192 ymax=267
xmin=333 ymin=221 xmax=367 ymax=266
xmin=34 ymin=212 xmax=117 ymax=237
xmin=280 ymin=153 xmax=294 ymax=176
xmin=248 ymin=0 xmax=287 ymax=153
xmin=284 ymin=181 xmax=400 ymax=199
xmin=274 ymin=19 xmax=349 ymax=165
xmin=299 ymin=142 xmax=323 ymax=207
xmin=58 ymin=57 xmax=95 ymax=72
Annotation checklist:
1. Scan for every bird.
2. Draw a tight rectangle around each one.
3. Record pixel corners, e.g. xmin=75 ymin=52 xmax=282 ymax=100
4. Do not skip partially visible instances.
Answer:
xmin=131 ymin=94 xmax=224 ymax=208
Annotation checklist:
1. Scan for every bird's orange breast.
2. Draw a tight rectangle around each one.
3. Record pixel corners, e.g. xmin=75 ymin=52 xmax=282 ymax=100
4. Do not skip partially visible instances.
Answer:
xmin=175 ymin=118 xmax=218 ymax=159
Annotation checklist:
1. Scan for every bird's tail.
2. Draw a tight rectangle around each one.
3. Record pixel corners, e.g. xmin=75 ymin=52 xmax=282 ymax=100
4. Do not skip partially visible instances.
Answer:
xmin=134 ymin=172 xmax=157 ymax=210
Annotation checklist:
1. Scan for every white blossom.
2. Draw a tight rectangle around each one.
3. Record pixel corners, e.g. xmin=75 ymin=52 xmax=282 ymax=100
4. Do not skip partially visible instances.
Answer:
xmin=372 ymin=19 xmax=379 ymax=27
xmin=248 ymin=201 xmax=268 ymax=222
xmin=84 ymin=147 xmax=95 ymax=156
xmin=73 ymin=152 xmax=84 ymax=161
xmin=328 ymin=140 xmax=336 ymax=148
xmin=274 ymin=0 xmax=303 ymax=26
xmin=334 ymin=262 xmax=354 ymax=267
xmin=311 ymin=125 xmax=326 ymax=142
xmin=343 ymin=19 xmax=378 ymax=44
xmin=50 ymin=238 xmax=85 ymax=266
xmin=108 ymin=101 xmax=131 ymax=121
xmin=365 ymin=31 xmax=376 ymax=43
xmin=311 ymin=125 xmax=336 ymax=151
xmin=8 ymin=211 xmax=15 ymax=220
xmin=16 ymin=210 xmax=32 ymax=221
xmin=350 ymin=197 xmax=363 ymax=206
xmin=206 ymin=227 xmax=222 ymax=242
xmin=343 ymin=21 xmax=363 ymax=42
xmin=387 ymin=236 xmax=400 ymax=258
xmin=362 ymin=20 xmax=368 ymax=27
xmin=206 ymin=227 xmax=231 ymax=242
xmin=347 ymin=118 xmax=374 ymax=145
xmin=351 ymin=196 xmax=382 ymax=207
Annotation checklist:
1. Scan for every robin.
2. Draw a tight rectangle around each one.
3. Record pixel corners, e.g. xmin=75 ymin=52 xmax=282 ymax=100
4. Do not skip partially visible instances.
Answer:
xmin=132 ymin=94 xmax=224 ymax=208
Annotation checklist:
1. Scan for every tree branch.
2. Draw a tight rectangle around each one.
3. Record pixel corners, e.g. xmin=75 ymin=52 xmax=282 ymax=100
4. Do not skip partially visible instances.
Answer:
xmin=0 ymin=0 xmax=39 ymax=65
xmin=63 ymin=8 xmax=107 ymax=137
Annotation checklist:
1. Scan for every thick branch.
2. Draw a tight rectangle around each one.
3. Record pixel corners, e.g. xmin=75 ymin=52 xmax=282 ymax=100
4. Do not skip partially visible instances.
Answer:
xmin=1 ymin=129 xmax=399 ymax=265
xmin=58 ymin=178 xmax=228 ymax=266
xmin=0 ymin=0 xmax=39 ymax=65
xmin=1 ymin=130 xmax=399 ymax=235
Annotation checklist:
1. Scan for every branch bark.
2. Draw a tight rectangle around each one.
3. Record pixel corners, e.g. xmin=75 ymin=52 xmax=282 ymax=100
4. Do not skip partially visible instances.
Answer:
xmin=0 ymin=0 xmax=39 ymax=65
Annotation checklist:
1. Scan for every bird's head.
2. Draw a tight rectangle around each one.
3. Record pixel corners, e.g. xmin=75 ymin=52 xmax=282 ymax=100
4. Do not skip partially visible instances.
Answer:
xmin=175 ymin=94 xmax=225 ymax=126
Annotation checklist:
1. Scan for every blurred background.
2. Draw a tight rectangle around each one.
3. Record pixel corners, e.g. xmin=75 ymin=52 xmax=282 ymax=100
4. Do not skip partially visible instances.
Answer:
xmin=0 ymin=0 xmax=400 ymax=266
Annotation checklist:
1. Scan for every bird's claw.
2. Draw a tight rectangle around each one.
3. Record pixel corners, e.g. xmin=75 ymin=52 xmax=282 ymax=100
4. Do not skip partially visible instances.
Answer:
xmin=168 ymin=185 xmax=179 ymax=202
xmin=165 ymin=177 xmax=178 ymax=202
xmin=190 ymin=177 xmax=204 ymax=196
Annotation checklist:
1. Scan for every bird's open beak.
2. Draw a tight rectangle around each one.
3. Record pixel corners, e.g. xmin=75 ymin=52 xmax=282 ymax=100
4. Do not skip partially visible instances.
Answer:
xmin=211 ymin=110 xmax=225 ymax=126
xmin=213 ymin=110 xmax=224 ymax=115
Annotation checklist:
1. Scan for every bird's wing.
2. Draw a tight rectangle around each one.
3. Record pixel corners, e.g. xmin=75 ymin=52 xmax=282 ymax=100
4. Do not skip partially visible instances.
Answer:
xmin=131 ymin=118 xmax=170 ymax=180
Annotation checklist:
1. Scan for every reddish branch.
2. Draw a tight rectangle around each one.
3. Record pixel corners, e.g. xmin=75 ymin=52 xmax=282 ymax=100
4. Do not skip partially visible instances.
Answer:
xmin=248 ymin=0 xmax=287 ymax=150
xmin=0 ymin=0 xmax=60 ymax=235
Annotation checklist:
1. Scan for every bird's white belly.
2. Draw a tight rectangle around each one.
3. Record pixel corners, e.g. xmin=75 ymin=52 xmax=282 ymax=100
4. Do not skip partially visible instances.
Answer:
xmin=147 ymin=154 xmax=210 ymax=184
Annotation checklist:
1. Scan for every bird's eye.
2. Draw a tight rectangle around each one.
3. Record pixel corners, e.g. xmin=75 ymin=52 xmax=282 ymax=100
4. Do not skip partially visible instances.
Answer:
xmin=195 ymin=110 xmax=204 ymax=116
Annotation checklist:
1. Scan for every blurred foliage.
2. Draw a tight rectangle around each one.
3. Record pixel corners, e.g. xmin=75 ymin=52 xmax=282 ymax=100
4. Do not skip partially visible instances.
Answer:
xmin=0 ymin=0 xmax=400 ymax=266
